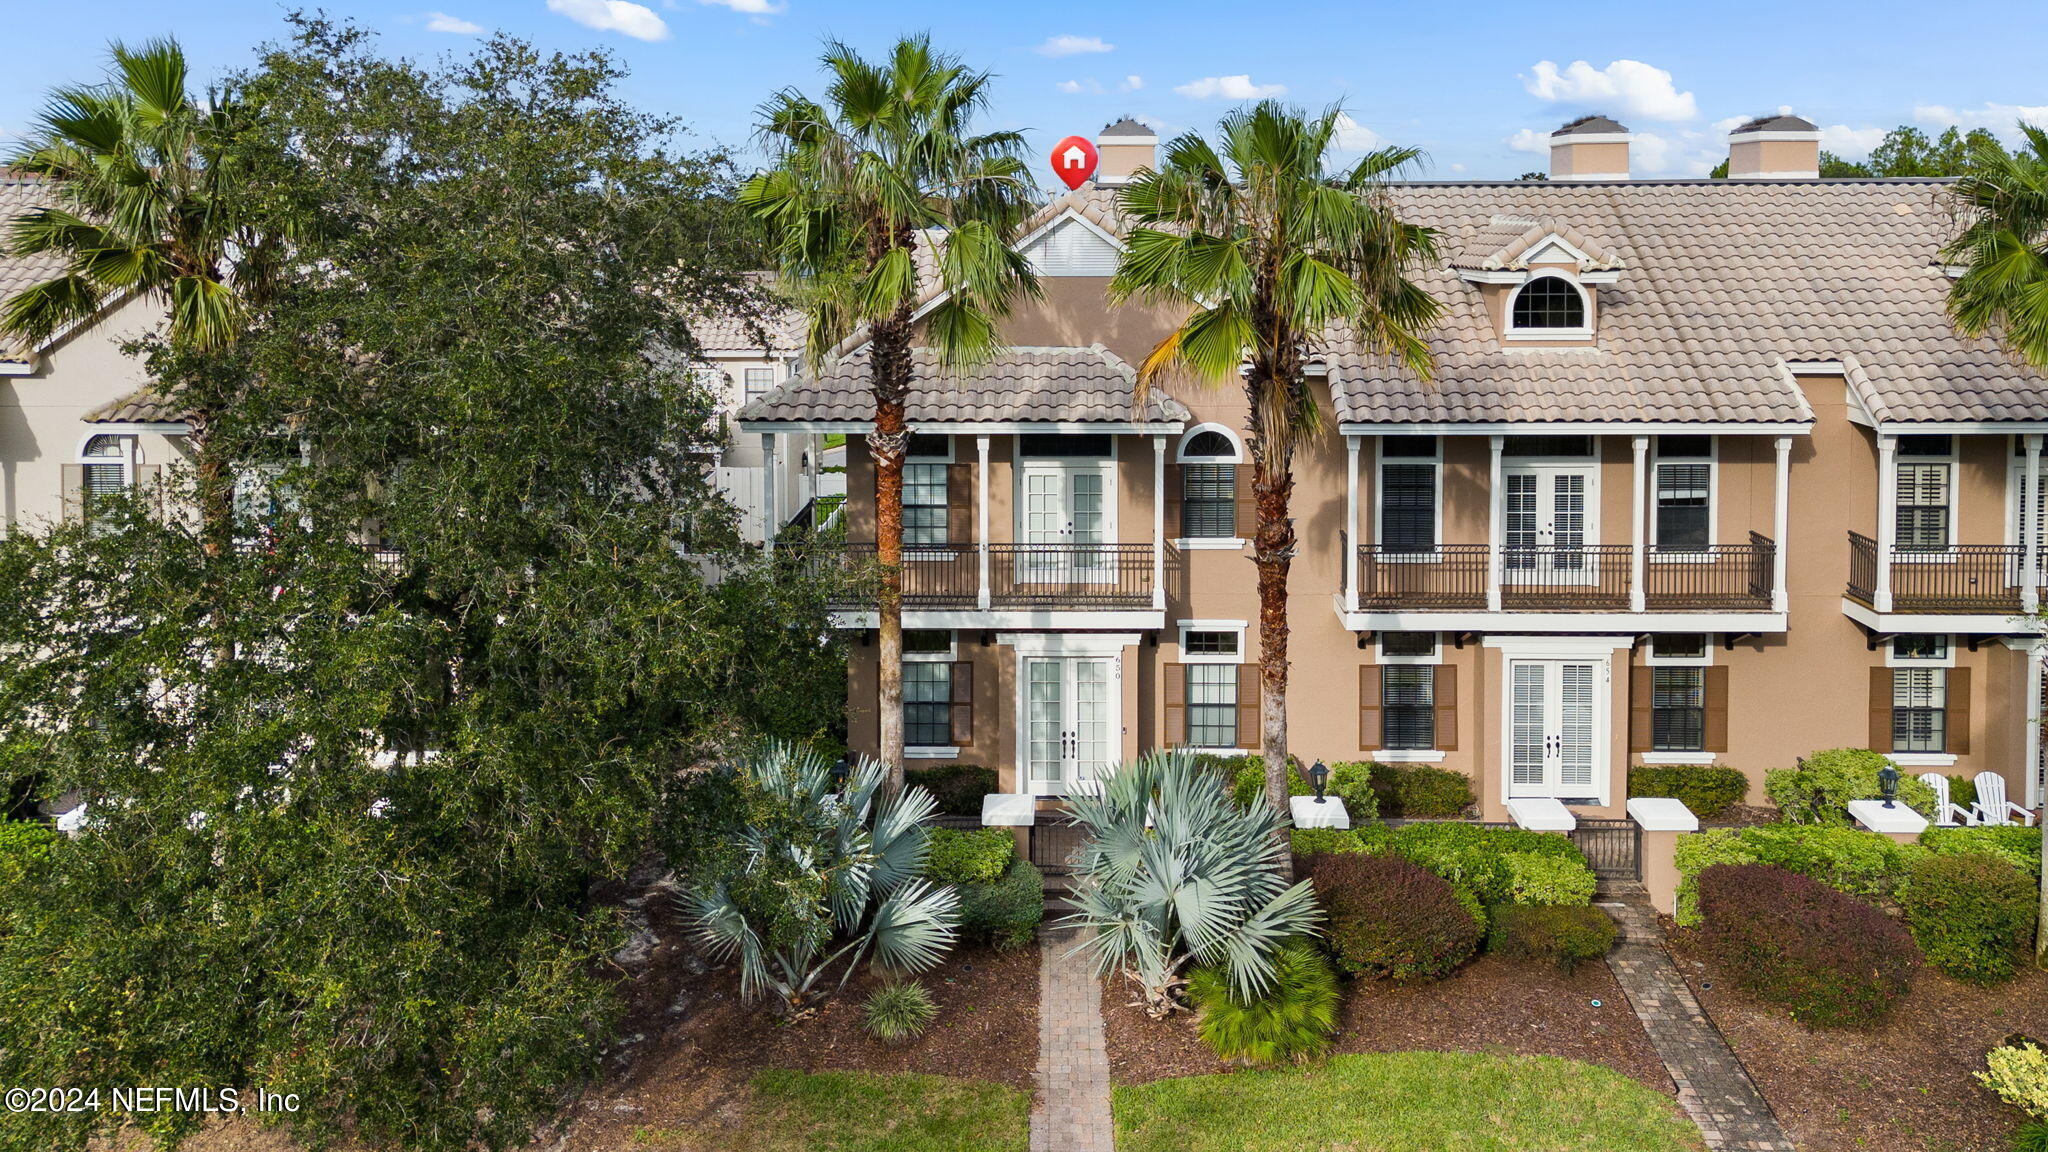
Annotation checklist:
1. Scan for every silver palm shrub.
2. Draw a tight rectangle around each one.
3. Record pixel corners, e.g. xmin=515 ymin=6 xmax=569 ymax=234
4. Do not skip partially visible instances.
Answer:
xmin=681 ymin=742 xmax=960 ymax=1012
xmin=1059 ymin=749 xmax=1322 ymax=1017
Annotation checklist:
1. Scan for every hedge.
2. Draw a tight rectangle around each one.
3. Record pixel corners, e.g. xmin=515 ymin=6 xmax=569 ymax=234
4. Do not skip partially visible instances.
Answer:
xmin=1368 ymin=761 xmax=1475 ymax=818
xmin=904 ymin=764 xmax=998 ymax=818
xmin=1921 ymin=825 xmax=2041 ymax=879
xmin=925 ymin=827 xmax=1016 ymax=885
xmin=1487 ymin=904 xmax=1618 ymax=973
xmin=1221 ymin=755 xmax=1377 ymax=822
xmin=1627 ymin=765 xmax=1748 ymax=820
xmin=1695 ymin=863 xmax=1918 ymax=1026
xmin=1307 ymin=852 xmax=1481 ymax=981
xmin=1672 ymin=824 xmax=1925 ymax=926
xmin=1900 ymin=850 xmax=2035 ymax=985
xmin=1355 ymin=822 xmax=1594 ymax=908
xmin=952 ymin=858 xmax=1045 ymax=949
xmin=1764 ymin=747 xmax=1935 ymax=825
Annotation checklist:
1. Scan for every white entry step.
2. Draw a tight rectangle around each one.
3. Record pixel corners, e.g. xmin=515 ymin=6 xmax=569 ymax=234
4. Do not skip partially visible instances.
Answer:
xmin=1504 ymin=797 xmax=1577 ymax=831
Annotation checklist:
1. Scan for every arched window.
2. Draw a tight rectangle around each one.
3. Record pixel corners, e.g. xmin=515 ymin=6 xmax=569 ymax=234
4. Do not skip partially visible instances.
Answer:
xmin=1509 ymin=276 xmax=1588 ymax=331
xmin=80 ymin=434 xmax=131 ymax=497
xmin=1176 ymin=425 xmax=1241 ymax=540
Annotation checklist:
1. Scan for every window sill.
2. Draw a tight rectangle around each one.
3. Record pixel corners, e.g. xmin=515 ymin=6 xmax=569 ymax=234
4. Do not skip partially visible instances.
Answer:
xmin=905 ymin=746 xmax=960 ymax=760
xmin=1639 ymin=751 xmax=1715 ymax=765
xmin=1173 ymin=538 xmax=1246 ymax=550
xmin=1372 ymin=750 xmax=1447 ymax=763
xmin=1888 ymin=752 xmax=1958 ymax=768
xmin=1188 ymin=746 xmax=1254 ymax=755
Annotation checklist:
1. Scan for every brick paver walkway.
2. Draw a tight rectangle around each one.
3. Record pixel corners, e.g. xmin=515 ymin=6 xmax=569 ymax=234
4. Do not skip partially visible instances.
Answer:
xmin=1601 ymin=899 xmax=1798 ymax=1152
xmin=1030 ymin=922 xmax=1114 ymax=1152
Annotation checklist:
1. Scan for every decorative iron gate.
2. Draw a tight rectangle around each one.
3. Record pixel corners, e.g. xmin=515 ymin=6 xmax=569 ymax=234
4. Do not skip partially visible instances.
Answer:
xmin=1029 ymin=821 xmax=1084 ymax=875
xmin=1568 ymin=818 xmax=1642 ymax=881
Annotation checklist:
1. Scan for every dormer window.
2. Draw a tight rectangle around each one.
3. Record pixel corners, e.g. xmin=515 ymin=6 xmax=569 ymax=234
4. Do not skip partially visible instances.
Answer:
xmin=1508 ymin=274 xmax=1590 ymax=335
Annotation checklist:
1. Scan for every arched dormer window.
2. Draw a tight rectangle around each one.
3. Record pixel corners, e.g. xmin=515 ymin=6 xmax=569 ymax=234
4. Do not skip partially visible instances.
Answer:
xmin=1508 ymin=274 xmax=1589 ymax=334
xmin=1176 ymin=424 xmax=1243 ymax=542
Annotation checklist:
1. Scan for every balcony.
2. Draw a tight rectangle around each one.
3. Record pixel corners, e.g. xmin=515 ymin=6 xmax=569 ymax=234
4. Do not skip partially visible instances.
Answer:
xmin=1846 ymin=532 xmax=2044 ymax=617
xmin=1351 ymin=535 xmax=1777 ymax=616
xmin=819 ymin=541 xmax=1161 ymax=615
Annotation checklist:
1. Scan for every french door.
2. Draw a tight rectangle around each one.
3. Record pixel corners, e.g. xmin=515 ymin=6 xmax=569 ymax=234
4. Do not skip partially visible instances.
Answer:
xmin=1503 ymin=466 xmax=1596 ymax=583
xmin=1505 ymin=658 xmax=1605 ymax=799
xmin=1023 ymin=656 xmax=1117 ymax=794
xmin=1019 ymin=463 xmax=1113 ymax=583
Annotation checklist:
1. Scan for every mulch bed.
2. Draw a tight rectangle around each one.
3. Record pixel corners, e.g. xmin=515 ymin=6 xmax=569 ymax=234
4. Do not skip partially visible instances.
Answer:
xmin=1667 ymin=927 xmax=2047 ymax=1152
xmin=1699 ymin=804 xmax=1778 ymax=830
xmin=1102 ymin=953 xmax=1673 ymax=1094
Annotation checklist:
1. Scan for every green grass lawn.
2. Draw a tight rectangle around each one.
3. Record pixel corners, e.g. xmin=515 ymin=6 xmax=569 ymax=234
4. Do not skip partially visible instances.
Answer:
xmin=713 ymin=1069 xmax=1028 ymax=1152
xmin=1114 ymin=1051 xmax=1704 ymax=1152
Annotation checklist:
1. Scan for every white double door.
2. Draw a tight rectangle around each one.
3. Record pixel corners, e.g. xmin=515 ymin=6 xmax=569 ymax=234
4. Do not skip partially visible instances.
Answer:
xmin=1019 ymin=462 xmax=1113 ymax=583
xmin=1023 ymin=656 xmax=1118 ymax=794
xmin=1506 ymin=657 xmax=1606 ymax=799
xmin=1503 ymin=465 xmax=1597 ymax=582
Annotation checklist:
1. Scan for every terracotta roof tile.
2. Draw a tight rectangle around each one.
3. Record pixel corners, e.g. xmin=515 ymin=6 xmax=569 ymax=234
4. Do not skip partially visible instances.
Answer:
xmin=83 ymin=385 xmax=187 ymax=424
xmin=0 ymin=172 xmax=71 ymax=363
xmin=739 ymin=344 xmax=1188 ymax=426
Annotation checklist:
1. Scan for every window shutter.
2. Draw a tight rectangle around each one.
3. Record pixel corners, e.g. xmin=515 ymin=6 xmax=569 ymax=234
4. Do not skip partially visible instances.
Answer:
xmin=1235 ymin=461 xmax=1255 ymax=539
xmin=1165 ymin=462 xmax=1182 ymax=538
xmin=60 ymin=464 xmax=85 ymax=522
xmin=1701 ymin=665 xmax=1730 ymax=753
xmin=947 ymin=462 xmax=972 ymax=546
xmin=1432 ymin=663 xmax=1458 ymax=751
xmin=1236 ymin=664 xmax=1260 ymax=750
xmin=949 ymin=661 xmax=974 ymax=747
xmin=1164 ymin=663 xmax=1187 ymax=746
xmin=1947 ymin=666 xmax=1971 ymax=755
xmin=134 ymin=464 xmax=161 ymax=517
xmin=1358 ymin=664 xmax=1384 ymax=751
xmin=1869 ymin=667 xmax=1895 ymax=752
xmin=1629 ymin=665 xmax=1654 ymax=752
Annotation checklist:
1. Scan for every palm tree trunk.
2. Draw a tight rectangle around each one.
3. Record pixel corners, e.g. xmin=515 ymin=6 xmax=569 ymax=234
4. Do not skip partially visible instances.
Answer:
xmin=1250 ymin=439 xmax=1296 ymax=876
xmin=869 ymin=308 xmax=914 ymax=793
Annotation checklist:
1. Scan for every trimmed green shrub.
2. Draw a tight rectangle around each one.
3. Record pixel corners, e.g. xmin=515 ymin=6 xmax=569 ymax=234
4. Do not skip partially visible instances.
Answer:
xmin=1308 ymin=851 xmax=1481 ymax=981
xmin=1187 ymin=941 xmax=1341 ymax=1065
xmin=1695 ymin=863 xmax=1918 ymax=1026
xmin=1487 ymin=905 xmax=1618 ymax=973
xmin=1671 ymin=824 xmax=1926 ymax=926
xmin=904 ymin=764 xmax=998 ymax=817
xmin=1946 ymin=774 xmax=1980 ymax=812
xmin=863 ymin=981 xmax=938 ymax=1042
xmin=1226 ymin=756 xmax=1377 ymax=821
xmin=1765 ymin=747 xmax=1935 ymax=824
xmin=1900 ymin=851 xmax=2035 ymax=985
xmin=1921 ymin=825 xmax=2042 ymax=879
xmin=1368 ymin=761 xmax=1475 ymax=818
xmin=1627 ymin=765 xmax=1748 ymax=820
xmin=0 ymin=821 xmax=56 ymax=890
xmin=953 ymin=857 xmax=1044 ymax=949
xmin=1290 ymin=827 xmax=1364 ymax=864
xmin=1501 ymin=852 xmax=1598 ymax=907
xmin=1356 ymin=821 xmax=1593 ymax=907
xmin=924 ymin=827 xmax=1015 ymax=885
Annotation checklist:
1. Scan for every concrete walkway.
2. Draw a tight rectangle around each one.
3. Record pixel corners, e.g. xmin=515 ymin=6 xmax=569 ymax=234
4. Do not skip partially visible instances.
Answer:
xmin=1030 ymin=923 xmax=1115 ymax=1152
xmin=1601 ymin=899 xmax=1798 ymax=1152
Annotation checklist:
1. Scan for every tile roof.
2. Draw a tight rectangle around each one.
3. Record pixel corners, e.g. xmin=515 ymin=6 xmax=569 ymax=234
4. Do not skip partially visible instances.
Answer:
xmin=1451 ymin=215 xmax=1624 ymax=272
xmin=685 ymin=273 xmax=805 ymax=356
xmin=1100 ymin=117 xmax=1154 ymax=137
xmin=738 ymin=344 xmax=1190 ymax=426
xmin=1732 ymin=113 xmax=1819 ymax=134
xmin=0 ymin=171 xmax=72 ymax=363
xmin=1554 ymin=115 xmax=1630 ymax=136
xmin=83 ymin=384 xmax=188 ymax=424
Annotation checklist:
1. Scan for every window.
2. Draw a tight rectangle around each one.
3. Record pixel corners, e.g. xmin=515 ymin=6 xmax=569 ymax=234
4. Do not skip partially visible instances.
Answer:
xmin=1378 ymin=437 xmax=1438 ymax=554
xmin=903 ymin=462 xmax=948 ymax=546
xmin=1019 ymin=433 xmax=1112 ymax=458
xmin=1187 ymin=665 xmax=1240 ymax=748
xmin=1895 ymin=435 xmax=1953 ymax=554
xmin=1892 ymin=634 xmax=1949 ymax=663
xmin=1379 ymin=631 xmax=1437 ymax=659
xmin=743 ymin=367 xmax=776 ymax=403
xmin=1892 ymin=667 xmax=1948 ymax=753
xmin=1502 ymin=435 xmax=1594 ymax=458
xmin=1178 ymin=428 xmax=1239 ymax=539
xmin=903 ymin=631 xmax=955 ymax=749
xmin=80 ymin=434 xmax=130 ymax=499
xmin=1651 ymin=668 xmax=1706 ymax=752
xmin=1654 ymin=437 xmax=1713 ymax=552
xmin=1648 ymin=633 xmax=1710 ymax=663
xmin=1182 ymin=629 xmax=1239 ymax=659
xmin=1509 ymin=276 xmax=1587 ymax=331
xmin=1382 ymin=667 xmax=1436 ymax=750
xmin=904 ymin=630 xmax=954 ymax=656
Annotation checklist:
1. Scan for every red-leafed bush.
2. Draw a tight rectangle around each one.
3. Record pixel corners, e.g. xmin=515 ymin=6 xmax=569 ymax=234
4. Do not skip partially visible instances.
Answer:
xmin=1306 ymin=851 xmax=1480 ymax=981
xmin=1695 ymin=863 xmax=1918 ymax=1026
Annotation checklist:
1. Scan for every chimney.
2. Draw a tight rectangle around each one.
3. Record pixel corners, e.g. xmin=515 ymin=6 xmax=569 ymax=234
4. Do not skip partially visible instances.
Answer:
xmin=1726 ymin=110 xmax=1821 ymax=179
xmin=1549 ymin=115 xmax=1632 ymax=181
xmin=1095 ymin=117 xmax=1157 ymax=186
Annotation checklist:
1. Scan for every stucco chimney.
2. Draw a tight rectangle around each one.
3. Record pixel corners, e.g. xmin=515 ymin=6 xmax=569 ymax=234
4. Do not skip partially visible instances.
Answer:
xmin=1726 ymin=110 xmax=1821 ymax=179
xmin=1095 ymin=116 xmax=1157 ymax=186
xmin=1549 ymin=115 xmax=1632 ymax=181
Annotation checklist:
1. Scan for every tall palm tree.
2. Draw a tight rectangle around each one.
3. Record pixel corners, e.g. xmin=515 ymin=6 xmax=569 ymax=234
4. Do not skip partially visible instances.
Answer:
xmin=742 ymin=36 xmax=1039 ymax=786
xmin=1110 ymin=101 xmax=1440 ymax=826
xmin=1943 ymin=121 xmax=2048 ymax=959
xmin=2 ymin=37 xmax=284 ymax=550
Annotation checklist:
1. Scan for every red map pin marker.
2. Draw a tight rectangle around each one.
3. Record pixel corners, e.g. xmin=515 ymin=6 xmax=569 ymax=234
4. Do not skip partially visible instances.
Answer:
xmin=1051 ymin=135 xmax=1099 ymax=190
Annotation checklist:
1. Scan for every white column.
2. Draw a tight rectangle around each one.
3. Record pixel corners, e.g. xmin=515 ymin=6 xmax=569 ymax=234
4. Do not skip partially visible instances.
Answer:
xmin=760 ymin=432 xmax=778 ymax=553
xmin=2025 ymin=434 xmax=2043 ymax=615
xmin=1151 ymin=436 xmax=1166 ymax=611
xmin=1875 ymin=433 xmax=1897 ymax=613
xmin=1630 ymin=436 xmax=1649 ymax=613
xmin=1345 ymin=436 xmax=1361 ymax=613
xmin=976 ymin=435 xmax=992 ymax=610
xmin=1772 ymin=436 xmax=1792 ymax=613
xmin=1487 ymin=435 xmax=1505 ymax=612
xmin=2027 ymin=644 xmax=2047 ymax=808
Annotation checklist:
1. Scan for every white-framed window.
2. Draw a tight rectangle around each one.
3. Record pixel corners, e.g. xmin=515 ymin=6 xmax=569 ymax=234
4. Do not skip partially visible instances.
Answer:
xmin=1886 ymin=633 xmax=1955 ymax=667
xmin=1381 ymin=666 xmax=1437 ymax=751
xmin=903 ymin=434 xmax=952 ymax=548
xmin=1376 ymin=436 xmax=1440 ymax=555
xmin=743 ymin=367 xmax=776 ymax=404
xmin=79 ymin=433 xmax=135 ymax=497
xmin=1892 ymin=665 xmax=1950 ymax=755
xmin=1652 ymin=435 xmax=1715 ymax=554
xmin=1645 ymin=632 xmax=1713 ymax=667
xmin=1895 ymin=435 xmax=1954 ymax=554
xmin=902 ymin=630 xmax=957 ymax=750
xmin=1179 ymin=622 xmax=1245 ymax=751
xmin=1176 ymin=425 xmax=1241 ymax=541
xmin=1377 ymin=631 xmax=1439 ymax=664
xmin=1505 ymin=273 xmax=1591 ymax=337
xmin=1644 ymin=633 xmax=1712 ymax=755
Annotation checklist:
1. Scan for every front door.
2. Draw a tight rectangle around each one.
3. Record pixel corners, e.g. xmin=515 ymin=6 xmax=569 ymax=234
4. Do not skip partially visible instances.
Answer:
xmin=1503 ymin=466 xmax=1597 ymax=583
xmin=1019 ymin=462 xmax=1112 ymax=583
xmin=1505 ymin=657 xmax=1605 ymax=800
xmin=1023 ymin=656 xmax=1117 ymax=794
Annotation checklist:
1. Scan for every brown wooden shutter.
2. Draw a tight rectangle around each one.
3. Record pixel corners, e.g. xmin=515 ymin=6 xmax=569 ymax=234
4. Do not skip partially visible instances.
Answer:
xmin=1236 ymin=664 xmax=1260 ymax=750
xmin=134 ymin=464 xmax=162 ymax=517
xmin=949 ymin=661 xmax=974 ymax=747
xmin=1947 ymin=666 xmax=1971 ymax=755
xmin=1358 ymin=664 xmax=1384 ymax=751
xmin=1164 ymin=462 xmax=1182 ymax=539
xmin=1869 ymin=667 xmax=1895 ymax=752
xmin=1433 ymin=664 xmax=1458 ymax=751
xmin=947 ymin=461 xmax=972 ymax=546
xmin=1234 ymin=463 xmax=1254 ymax=539
xmin=1702 ymin=665 xmax=1730 ymax=753
xmin=1629 ymin=665 xmax=1654 ymax=752
xmin=1164 ymin=662 xmax=1187 ymax=747
xmin=61 ymin=464 xmax=85 ymax=523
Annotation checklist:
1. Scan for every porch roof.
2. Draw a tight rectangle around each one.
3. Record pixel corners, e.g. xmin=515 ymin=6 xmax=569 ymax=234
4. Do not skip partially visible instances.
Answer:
xmin=736 ymin=344 xmax=1190 ymax=429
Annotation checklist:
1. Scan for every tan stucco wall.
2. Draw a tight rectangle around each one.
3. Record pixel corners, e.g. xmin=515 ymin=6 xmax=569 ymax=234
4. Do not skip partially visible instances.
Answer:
xmin=1551 ymin=141 xmax=1628 ymax=180
xmin=1729 ymin=138 xmax=1819 ymax=177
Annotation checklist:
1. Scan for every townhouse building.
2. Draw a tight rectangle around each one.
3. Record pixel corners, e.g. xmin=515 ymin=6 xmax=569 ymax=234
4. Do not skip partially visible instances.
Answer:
xmin=741 ymin=114 xmax=2048 ymax=822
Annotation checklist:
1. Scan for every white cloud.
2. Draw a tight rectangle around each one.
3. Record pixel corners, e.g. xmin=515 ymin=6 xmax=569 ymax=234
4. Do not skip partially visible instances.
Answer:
xmin=1056 ymin=79 xmax=1096 ymax=95
xmin=1449 ymin=162 xmax=1467 ymax=173
xmin=547 ymin=0 xmax=670 ymax=39
xmin=1916 ymin=102 xmax=2048 ymax=132
xmin=423 ymin=11 xmax=483 ymax=33
xmin=1120 ymin=75 xmax=1143 ymax=92
xmin=1521 ymin=59 xmax=1697 ymax=122
xmin=1820 ymin=124 xmax=1887 ymax=157
xmin=1507 ymin=127 xmax=1550 ymax=154
xmin=698 ymin=0 xmax=788 ymax=13
xmin=1331 ymin=112 xmax=1383 ymax=151
xmin=1036 ymin=34 xmax=1113 ymax=57
xmin=1134 ymin=113 xmax=1177 ymax=135
xmin=1173 ymin=74 xmax=1286 ymax=101
xmin=1711 ymin=114 xmax=1748 ymax=134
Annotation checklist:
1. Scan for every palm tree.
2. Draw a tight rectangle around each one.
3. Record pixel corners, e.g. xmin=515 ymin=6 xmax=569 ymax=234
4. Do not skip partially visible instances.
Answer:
xmin=2 ymin=37 xmax=284 ymax=551
xmin=741 ymin=36 xmax=1039 ymax=786
xmin=1943 ymin=122 xmax=2048 ymax=960
xmin=1109 ymin=102 xmax=1440 ymax=827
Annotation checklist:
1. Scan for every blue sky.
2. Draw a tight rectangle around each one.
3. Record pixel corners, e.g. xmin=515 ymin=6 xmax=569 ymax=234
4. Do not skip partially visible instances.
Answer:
xmin=4 ymin=0 xmax=2047 ymax=182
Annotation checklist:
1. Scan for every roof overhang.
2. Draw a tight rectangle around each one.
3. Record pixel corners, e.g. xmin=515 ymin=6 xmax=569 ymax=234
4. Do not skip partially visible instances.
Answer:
xmin=1338 ymin=420 xmax=1812 ymax=436
xmin=87 ymin=421 xmax=190 ymax=435
xmin=739 ymin=419 xmax=1186 ymax=436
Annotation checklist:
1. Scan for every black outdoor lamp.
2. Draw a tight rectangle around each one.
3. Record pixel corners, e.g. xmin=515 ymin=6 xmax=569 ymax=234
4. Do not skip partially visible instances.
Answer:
xmin=831 ymin=755 xmax=851 ymax=791
xmin=1878 ymin=763 xmax=1901 ymax=809
xmin=1309 ymin=760 xmax=1330 ymax=804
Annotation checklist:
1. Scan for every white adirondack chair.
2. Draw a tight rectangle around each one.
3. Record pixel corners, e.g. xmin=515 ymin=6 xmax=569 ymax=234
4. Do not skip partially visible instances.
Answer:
xmin=1918 ymin=772 xmax=1977 ymax=827
xmin=1969 ymin=771 xmax=2037 ymax=827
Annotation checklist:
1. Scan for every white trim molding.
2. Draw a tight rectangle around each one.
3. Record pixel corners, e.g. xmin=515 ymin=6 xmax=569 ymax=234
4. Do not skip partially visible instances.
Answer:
xmin=1337 ymin=420 xmax=1812 ymax=437
xmin=995 ymin=631 xmax=1139 ymax=656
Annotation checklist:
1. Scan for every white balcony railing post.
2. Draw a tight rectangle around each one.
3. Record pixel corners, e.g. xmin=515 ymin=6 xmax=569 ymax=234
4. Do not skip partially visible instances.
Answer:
xmin=1629 ymin=436 xmax=1648 ymax=612
xmin=2025 ymin=435 xmax=2043 ymax=616
xmin=1875 ymin=434 xmax=1897 ymax=613
xmin=1772 ymin=436 xmax=1792 ymax=613
xmin=1345 ymin=436 xmax=1360 ymax=613
xmin=760 ymin=432 xmax=778 ymax=555
xmin=1151 ymin=436 xmax=1166 ymax=611
xmin=976 ymin=435 xmax=991 ymax=610
xmin=1487 ymin=435 xmax=1504 ymax=612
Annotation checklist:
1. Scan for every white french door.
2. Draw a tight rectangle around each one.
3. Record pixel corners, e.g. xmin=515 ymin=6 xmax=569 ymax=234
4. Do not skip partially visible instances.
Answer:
xmin=1503 ymin=466 xmax=1597 ymax=583
xmin=1023 ymin=656 xmax=1117 ymax=794
xmin=1019 ymin=462 xmax=1114 ymax=583
xmin=1505 ymin=657 xmax=1605 ymax=799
